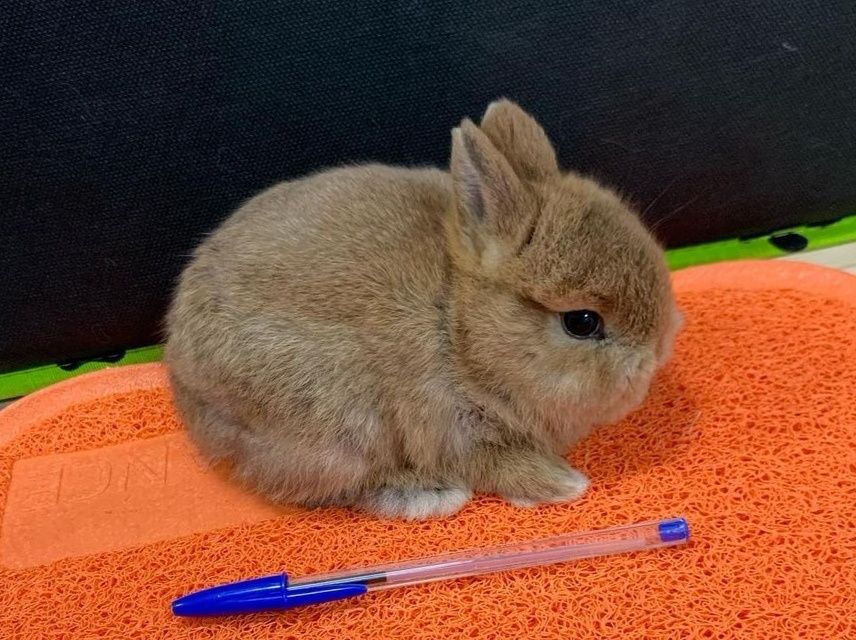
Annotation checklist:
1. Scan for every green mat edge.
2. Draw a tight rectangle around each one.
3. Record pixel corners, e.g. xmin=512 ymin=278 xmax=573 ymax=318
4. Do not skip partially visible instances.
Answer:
xmin=664 ymin=214 xmax=856 ymax=270
xmin=0 ymin=346 xmax=165 ymax=401
xmin=2 ymin=214 xmax=855 ymax=401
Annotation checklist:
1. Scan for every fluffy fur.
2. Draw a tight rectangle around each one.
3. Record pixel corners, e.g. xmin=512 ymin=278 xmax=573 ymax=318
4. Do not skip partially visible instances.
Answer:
xmin=164 ymin=100 xmax=681 ymax=519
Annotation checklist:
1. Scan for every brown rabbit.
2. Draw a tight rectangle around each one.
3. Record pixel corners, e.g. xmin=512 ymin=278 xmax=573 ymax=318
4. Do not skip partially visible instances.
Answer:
xmin=165 ymin=100 xmax=681 ymax=520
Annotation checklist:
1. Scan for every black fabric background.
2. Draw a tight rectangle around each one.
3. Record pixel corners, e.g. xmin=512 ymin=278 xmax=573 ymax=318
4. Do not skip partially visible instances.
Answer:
xmin=2 ymin=1 xmax=855 ymax=371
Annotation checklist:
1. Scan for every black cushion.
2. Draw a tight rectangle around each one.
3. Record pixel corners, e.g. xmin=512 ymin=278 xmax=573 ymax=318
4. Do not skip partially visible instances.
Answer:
xmin=2 ymin=1 xmax=855 ymax=371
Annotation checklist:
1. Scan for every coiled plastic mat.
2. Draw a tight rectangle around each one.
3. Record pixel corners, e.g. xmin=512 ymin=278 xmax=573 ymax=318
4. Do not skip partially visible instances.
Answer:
xmin=1 ymin=260 xmax=853 ymax=638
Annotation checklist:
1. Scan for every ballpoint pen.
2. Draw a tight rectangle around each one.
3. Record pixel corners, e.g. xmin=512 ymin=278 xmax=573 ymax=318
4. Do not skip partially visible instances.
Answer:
xmin=172 ymin=516 xmax=689 ymax=617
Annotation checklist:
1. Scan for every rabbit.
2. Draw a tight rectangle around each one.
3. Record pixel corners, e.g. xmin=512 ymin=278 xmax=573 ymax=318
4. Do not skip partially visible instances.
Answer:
xmin=164 ymin=99 xmax=681 ymax=520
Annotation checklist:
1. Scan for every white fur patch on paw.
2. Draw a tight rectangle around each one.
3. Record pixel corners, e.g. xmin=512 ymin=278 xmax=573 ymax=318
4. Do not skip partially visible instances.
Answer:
xmin=368 ymin=486 xmax=472 ymax=521
xmin=505 ymin=468 xmax=590 ymax=508
xmin=548 ymin=467 xmax=590 ymax=502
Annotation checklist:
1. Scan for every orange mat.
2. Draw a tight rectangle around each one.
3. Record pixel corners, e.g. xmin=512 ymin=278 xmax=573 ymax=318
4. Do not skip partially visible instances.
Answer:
xmin=1 ymin=260 xmax=854 ymax=639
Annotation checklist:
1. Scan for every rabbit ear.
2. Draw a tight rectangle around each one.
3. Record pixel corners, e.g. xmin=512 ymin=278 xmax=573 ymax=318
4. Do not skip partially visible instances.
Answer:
xmin=480 ymin=99 xmax=559 ymax=182
xmin=450 ymin=119 xmax=532 ymax=246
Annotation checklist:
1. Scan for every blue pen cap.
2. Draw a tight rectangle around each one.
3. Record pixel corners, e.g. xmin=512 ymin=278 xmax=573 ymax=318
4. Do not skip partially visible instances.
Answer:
xmin=657 ymin=517 xmax=690 ymax=543
xmin=171 ymin=573 xmax=367 ymax=617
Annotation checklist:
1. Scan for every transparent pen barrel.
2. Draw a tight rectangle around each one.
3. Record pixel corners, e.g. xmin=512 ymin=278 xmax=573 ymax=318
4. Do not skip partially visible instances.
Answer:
xmin=289 ymin=519 xmax=686 ymax=593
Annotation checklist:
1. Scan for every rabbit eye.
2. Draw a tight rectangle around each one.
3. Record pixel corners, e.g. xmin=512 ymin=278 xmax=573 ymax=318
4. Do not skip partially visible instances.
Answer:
xmin=560 ymin=310 xmax=604 ymax=340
